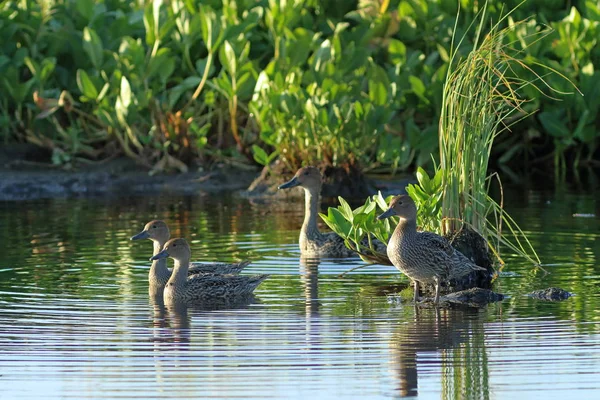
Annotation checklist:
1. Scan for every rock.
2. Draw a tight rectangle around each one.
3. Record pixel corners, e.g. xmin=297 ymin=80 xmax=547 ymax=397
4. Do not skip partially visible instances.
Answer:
xmin=527 ymin=287 xmax=573 ymax=301
xmin=389 ymin=288 xmax=504 ymax=308
xmin=439 ymin=288 xmax=504 ymax=307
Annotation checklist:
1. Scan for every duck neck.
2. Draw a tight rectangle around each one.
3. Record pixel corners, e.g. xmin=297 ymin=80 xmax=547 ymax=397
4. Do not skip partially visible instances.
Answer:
xmin=393 ymin=217 xmax=417 ymax=240
xmin=150 ymin=239 xmax=170 ymax=280
xmin=301 ymin=186 xmax=322 ymax=241
xmin=168 ymin=259 xmax=190 ymax=287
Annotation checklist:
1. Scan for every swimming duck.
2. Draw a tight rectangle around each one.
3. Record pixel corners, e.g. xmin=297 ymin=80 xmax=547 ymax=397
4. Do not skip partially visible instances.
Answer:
xmin=377 ymin=194 xmax=487 ymax=304
xmin=278 ymin=166 xmax=358 ymax=257
xmin=130 ymin=220 xmax=250 ymax=288
xmin=151 ymin=238 xmax=269 ymax=303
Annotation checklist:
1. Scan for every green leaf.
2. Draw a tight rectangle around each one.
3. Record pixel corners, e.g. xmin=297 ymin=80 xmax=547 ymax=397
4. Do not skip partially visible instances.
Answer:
xmin=147 ymin=48 xmax=175 ymax=82
xmin=144 ymin=3 xmax=156 ymax=46
xmin=75 ymin=0 xmax=95 ymax=21
xmin=538 ymin=111 xmax=570 ymax=138
xmin=388 ymin=39 xmax=407 ymax=65
xmin=76 ymin=69 xmax=98 ymax=101
xmin=252 ymin=145 xmax=268 ymax=166
xmin=221 ymin=41 xmax=237 ymax=76
xmin=409 ymin=75 xmax=429 ymax=104
xmin=368 ymin=64 xmax=389 ymax=106
xmin=338 ymin=197 xmax=354 ymax=222
xmin=168 ymin=76 xmax=201 ymax=108
xmin=374 ymin=191 xmax=389 ymax=211
xmin=415 ymin=167 xmax=431 ymax=192
xmin=120 ymin=76 xmax=132 ymax=109
xmin=328 ymin=208 xmax=352 ymax=237
xmin=82 ymin=27 xmax=103 ymax=69
xmin=200 ymin=6 xmax=219 ymax=52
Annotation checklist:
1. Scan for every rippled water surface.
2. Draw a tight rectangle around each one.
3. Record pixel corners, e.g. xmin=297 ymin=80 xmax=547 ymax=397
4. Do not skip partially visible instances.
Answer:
xmin=1 ymin=185 xmax=599 ymax=399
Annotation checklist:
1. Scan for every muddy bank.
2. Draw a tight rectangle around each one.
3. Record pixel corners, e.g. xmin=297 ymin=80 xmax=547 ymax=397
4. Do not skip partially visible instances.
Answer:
xmin=244 ymin=162 xmax=413 ymax=201
xmin=0 ymin=145 xmax=258 ymax=200
xmin=1 ymin=146 xmax=413 ymax=201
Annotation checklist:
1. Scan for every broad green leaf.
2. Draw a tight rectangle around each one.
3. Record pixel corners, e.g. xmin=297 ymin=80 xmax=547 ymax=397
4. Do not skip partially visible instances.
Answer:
xmin=168 ymin=76 xmax=201 ymax=108
xmin=75 ymin=0 xmax=95 ymax=21
xmin=338 ymin=197 xmax=354 ymax=222
xmin=76 ymin=69 xmax=98 ymax=100
xmin=220 ymin=41 xmax=237 ymax=75
xmin=329 ymin=208 xmax=352 ymax=237
xmin=388 ymin=39 xmax=407 ymax=65
xmin=368 ymin=64 xmax=389 ymax=106
xmin=409 ymin=75 xmax=429 ymax=104
xmin=82 ymin=27 xmax=103 ymax=69
xmin=374 ymin=191 xmax=389 ymax=211
xmin=538 ymin=111 xmax=570 ymax=138
xmin=415 ymin=167 xmax=431 ymax=192
xmin=252 ymin=145 xmax=268 ymax=165
xmin=147 ymin=48 xmax=175 ymax=82
xmin=120 ymin=76 xmax=131 ymax=109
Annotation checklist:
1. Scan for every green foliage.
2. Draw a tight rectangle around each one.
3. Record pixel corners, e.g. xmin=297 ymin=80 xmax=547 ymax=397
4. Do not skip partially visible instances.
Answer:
xmin=320 ymin=192 xmax=394 ymax=264
xmin=0 ymin=0 xmax=598 ymax=171
xmin=405 ymin=167 xmax=444 ymax=233
xmin=319 ymin=168 xmax=442 ymax=264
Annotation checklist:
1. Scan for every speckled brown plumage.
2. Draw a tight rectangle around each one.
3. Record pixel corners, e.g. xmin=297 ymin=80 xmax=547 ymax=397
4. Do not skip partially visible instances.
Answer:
xmin=131 ymin=220 xmax=250 ymax=290
xmin=279 ymin=166 xmax=381 ymax=258
xmin=378 ymin=195 xmax=487 ymax=304
xmin=151 ymin=238 xmax=269 ymax=304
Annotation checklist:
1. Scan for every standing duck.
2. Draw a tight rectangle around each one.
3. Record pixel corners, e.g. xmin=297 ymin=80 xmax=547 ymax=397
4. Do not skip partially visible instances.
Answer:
xmin=278 ymin=167 xmax=357 ymax=257
xmin=151 ymin=238 xmax=269 ymax=303
xmin=131 ymin=220 xmax=250 ymax=289
xmin=377 ymin=195 xmax=487 ymax=304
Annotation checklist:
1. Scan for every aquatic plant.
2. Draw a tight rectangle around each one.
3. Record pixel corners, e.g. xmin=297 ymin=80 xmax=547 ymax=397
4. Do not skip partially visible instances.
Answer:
xmin=0 ymin=0 xmax=596 ymax=172
xmin=321 ymin=3 xmax=581 ymax=266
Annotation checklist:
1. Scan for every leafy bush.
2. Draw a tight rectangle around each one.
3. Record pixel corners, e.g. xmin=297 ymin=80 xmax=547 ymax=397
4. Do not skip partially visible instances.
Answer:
xmin=0 ymin=0 xmax=598 ymax=171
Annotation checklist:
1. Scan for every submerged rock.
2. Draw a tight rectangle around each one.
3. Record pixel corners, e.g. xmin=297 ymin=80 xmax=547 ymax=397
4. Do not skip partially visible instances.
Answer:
xmin=389 ymin=288 xmax=504 ymax=308
xmin=527 ymin=287 xmax=573 ymax=301
xmin=440 ymin=288 xmax=504 ymax=307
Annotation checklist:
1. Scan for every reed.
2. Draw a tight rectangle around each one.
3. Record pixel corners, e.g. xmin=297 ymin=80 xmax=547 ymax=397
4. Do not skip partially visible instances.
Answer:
xmin=438 ymin=2 xmax=562 ymax=265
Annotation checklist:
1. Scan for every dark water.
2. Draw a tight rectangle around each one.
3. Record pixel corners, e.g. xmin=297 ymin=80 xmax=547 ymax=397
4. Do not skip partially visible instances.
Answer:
xmin=0 ymin=185 xmax=599 ymax=399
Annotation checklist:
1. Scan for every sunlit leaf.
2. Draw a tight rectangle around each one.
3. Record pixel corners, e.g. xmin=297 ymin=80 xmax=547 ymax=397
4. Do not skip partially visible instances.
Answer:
xmin=76 ymin=69 xmax=98 ymax=101
xmin=82 ymin=27 xmax=103 ymax=69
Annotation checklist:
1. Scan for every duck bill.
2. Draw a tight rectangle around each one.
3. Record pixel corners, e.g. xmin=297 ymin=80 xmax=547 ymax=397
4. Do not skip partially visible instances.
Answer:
xmin=377 ymin=208 xmax=397 ymax=220
xmin=278 ymin=176 xmax=300 ymax=189
xmin=130 ymin=230 xmax=150 ymax=240
xmin=149 ymin=250 xmax=169 ymax=261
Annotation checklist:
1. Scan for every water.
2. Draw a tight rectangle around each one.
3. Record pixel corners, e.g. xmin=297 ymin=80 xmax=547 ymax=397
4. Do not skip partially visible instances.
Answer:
xmin=0 ymin=185 xmax=599 ymax=399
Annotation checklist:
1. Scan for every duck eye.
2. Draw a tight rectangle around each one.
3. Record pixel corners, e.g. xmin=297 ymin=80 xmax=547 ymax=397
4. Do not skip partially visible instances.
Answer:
xmin=173 ymin=243 xmax=177 ymax=247
xmin=152 ymin=225 xmax=156 ymax=229
xmin=304 ymin=171 xmax=309 ymax=176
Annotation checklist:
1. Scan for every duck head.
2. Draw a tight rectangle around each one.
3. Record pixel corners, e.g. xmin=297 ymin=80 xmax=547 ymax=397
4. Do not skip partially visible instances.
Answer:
xmin=130 ymin=220 xmax=170 ymax=243
xmin=278 ymin=166 xmax=322 ymax=191
xmin=150 ymin=238 xmax=191 ymax=262
xmin=377 ymin=195 xmax=417 ymax=221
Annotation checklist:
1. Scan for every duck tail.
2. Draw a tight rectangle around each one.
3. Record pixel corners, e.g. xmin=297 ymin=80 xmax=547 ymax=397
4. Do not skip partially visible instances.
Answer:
xmin=234 ymin=260 xmax=252 ymax=272
xmin=246 ymin=274 xmax=270 ymax=291
xmin=472 ymin=264 xmax=488 ymax=272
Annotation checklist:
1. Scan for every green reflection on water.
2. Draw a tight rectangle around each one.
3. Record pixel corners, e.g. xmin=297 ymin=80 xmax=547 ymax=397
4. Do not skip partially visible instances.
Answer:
xmin=0 ymin=186 xmax=599 ymax=399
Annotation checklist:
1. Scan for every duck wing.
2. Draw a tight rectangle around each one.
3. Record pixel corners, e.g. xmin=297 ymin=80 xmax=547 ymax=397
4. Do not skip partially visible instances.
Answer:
xmin=319 ymin=232 xmax=356 ymax=257
xmin=185 ymin=273 xmax=269 ymax=300
xmin=189 ymin=260 xmax=251 ymax=275
xmin=418 ymin=232 xmax=455 ymax=256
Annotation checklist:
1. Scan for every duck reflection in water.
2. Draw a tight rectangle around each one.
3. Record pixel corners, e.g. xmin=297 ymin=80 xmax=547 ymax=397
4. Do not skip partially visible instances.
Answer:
xmin=149 ymin=292 xmax=259 ymax=346
xmin=300 ymin=256 xmax=321 ymax=318
xmin=389 ymin=307 xmax=488 ymax=398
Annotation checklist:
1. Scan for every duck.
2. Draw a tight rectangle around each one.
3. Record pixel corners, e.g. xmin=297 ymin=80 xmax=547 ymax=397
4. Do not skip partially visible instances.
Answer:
xmin=278 ymin=166 xmax=360 ymax=257
xmin=150 ymin=238 xmax=269 ymax=303
xmin=377 ymin=194 xmax=487 ymax=304
xmin=130 ymin=220 xmax=250 ymax=289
